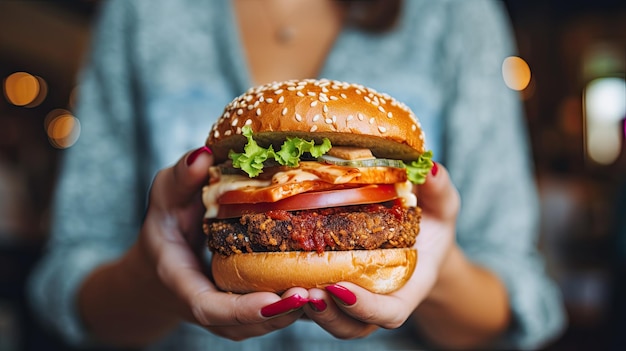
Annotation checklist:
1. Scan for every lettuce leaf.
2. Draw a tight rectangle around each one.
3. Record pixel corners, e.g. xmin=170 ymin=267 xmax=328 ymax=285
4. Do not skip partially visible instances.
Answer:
xmin=403 ymin=150 xmax=434 ymax=184
xmin=229 ymin=125 xmax=332 ymax=177
xmin=230 ymin=125 xmax=433 ymax=183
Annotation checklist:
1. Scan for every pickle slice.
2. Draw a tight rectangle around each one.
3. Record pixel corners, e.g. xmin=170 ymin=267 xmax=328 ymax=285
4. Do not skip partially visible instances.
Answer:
xmin=317 ymin=155 xmax=405 ymax=168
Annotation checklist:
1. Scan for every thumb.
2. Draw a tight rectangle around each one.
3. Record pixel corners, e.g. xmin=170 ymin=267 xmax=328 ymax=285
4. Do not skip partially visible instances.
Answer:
xmin=416 ymin=162 xmax=460 ymax=221
xmin=151 ymin=146 xmax=214 ymax=208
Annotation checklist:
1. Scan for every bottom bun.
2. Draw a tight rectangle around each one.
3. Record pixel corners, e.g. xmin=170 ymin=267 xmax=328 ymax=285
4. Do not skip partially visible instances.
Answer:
xmin=211 ymin=248 xmax=417 ymax=294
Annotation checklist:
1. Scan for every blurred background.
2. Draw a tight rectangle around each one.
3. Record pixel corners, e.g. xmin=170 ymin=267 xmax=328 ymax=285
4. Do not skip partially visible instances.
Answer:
xmin=0 ymin=1 xmax=624 ymax=350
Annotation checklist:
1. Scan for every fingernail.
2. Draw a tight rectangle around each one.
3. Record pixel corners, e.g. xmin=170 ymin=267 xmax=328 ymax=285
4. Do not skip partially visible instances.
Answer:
xmin=308 ymin=299 xmax=327 ymax=312
xmin=325 ymin=284 xmax=357 ymax=306
xmin=261 ymin=294 xmax=309 ymax=318
xmin=430 ymin=162 xmax=439 ymax=177
xmin=186 ymin=146 xmax=212 ymax=166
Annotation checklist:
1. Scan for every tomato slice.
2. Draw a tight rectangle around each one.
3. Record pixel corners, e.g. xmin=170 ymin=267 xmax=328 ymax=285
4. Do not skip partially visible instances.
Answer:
xmin=216 ymin=184 xmax=398 ymax=219
xmin=217 ymin=180 xmax=341 ymax=204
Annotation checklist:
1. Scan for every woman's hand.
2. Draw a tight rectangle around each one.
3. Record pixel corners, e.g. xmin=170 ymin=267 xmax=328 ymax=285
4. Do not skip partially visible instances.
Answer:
xmin=79 ymin=147 xmax=309 ymax=347
xmin=302 ymin=162 xmax=460 ymax=339
xmin=303 ymin=162 xmax=510 ymax=348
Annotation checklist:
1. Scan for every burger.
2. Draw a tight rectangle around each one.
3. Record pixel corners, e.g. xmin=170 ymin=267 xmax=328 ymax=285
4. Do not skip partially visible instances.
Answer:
xmin=202 ymin=79 xmax=433 ymax=294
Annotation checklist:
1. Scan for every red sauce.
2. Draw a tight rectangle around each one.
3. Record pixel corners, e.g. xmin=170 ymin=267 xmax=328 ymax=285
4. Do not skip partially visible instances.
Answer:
xmin=283 ymin=201 xmax=405 ymax=254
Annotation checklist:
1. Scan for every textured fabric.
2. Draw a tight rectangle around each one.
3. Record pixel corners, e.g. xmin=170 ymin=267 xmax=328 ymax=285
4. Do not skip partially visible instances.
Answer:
xmin=27 ymin=0 xmax=565 ymax=350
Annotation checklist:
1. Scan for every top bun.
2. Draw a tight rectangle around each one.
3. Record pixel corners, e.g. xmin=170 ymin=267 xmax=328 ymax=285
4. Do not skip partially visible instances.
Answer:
xmin=207 ymin=79 xmax=426 ymax=163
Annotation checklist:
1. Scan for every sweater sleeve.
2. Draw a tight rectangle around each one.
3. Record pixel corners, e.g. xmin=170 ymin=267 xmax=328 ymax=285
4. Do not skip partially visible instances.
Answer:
xmin=441 ymin=1 xmax=566 ymax=349
xmin=27 ymin=0 xmax=145 ymax=346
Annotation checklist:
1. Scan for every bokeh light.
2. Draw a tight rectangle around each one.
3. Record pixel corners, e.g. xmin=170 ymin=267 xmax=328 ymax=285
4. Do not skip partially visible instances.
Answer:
xmin=585 ymin=78 xmax=626 ymax=122
xmin=45 ymin=109 xmax=81 ymax=149
xmin=3 ymin=71 xmax=48 ymax=107
xmin=584 ymin=77 xmax=626 ymax=165
xmin=502 ymin=56 xmax=532 ymax=91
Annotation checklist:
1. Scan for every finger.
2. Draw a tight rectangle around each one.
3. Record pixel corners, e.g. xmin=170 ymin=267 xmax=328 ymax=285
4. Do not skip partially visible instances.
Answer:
xmin=210 ymin=292 xmax=307 ymax=341
xmin=304 ymin=288 xmax=378 ymax=339
xmin=417 ymin=162 xmax=460 ymax=221
xmin=209 ymin=308 xmax=306 ymax=341
xmin=152 ymin=146 xmax=214 ymax=208
xmin=322 ymin=283 xmax=417 ymax=331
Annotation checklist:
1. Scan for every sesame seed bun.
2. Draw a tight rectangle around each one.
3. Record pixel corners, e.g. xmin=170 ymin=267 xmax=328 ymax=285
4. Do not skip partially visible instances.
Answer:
xmin=206 ymin=78 xmax=426 ymax=163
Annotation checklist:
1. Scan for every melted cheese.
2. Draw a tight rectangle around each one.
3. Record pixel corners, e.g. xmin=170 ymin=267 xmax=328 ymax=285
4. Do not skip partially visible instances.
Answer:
xmin=202 ymin=174 xmax=271 ymax=218
xmin=395 ymin=180 xmax=417 ymax=208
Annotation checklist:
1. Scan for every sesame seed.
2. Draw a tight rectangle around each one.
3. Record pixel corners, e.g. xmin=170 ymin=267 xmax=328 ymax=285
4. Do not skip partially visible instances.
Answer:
xmin=237 ymin=109 xmax=243 ymax=115
xmin=310 ymin=125 xmax=318 ymax=132
xmin=358 ymin=113 xmax=365 ymax=121
xmin=369 ymin=117 xmax=375 ymax=124
xmin=295 ymin=113 xmax=303 ymax=122
xmin=322 ymin=87 xmax=329 ymax=93
xmin=287 ymin=86 xmax=296 ymax=91
xmin=236 ymin=127 xmax=242 ymax=134
xmin=323 ymin=105 xmax=328 ymax=113
xmin=231 ymin=118 xmax=239 ymax=126
xmin=347 ymin=115 xmax=354 ymax=121
xmin=224 ymin=130 xmax=232 ymax=136
xmin=378 ymin=126 xmax=387 ymax=133
xmin=266 ymin=98 xmax=274 ymax=103
xmin=282 ymin=107 xmax=288 ymax=116
xmin=259 ymin=96 xmax=265 ymax=102
xmin=312 ymin=114 xmax=321 ymax=122
xmin=274 ymin=89 xmax=283 ymax=94
xmin=387 ymin=112 xmax=393 ymax=118
xmin=330 ymin=96 xmax=338 ymax=101
xmin=278 ymin=96 xmax=285 ymax=103
xmin=364 ymin=96 xmax=371 ymax=103
xmin=310 ymin=101 xmax=318 ymax=107
xmin=245 ymin=119 xmax=252 ymax=125
xmin=325 ymin=118 xmax=332 ymax=124
xmin=411 ymin=124 xmax=417 ymax=131
xmin=296 ymin=91 xmax=305 ymax=97
xmin=340 ymin=93 xmax=347 ymax=99
xmin=247 ymin=104 xmax=254 ymax=110
xmin=245 ymin=95 xmax=253 ymax=102
xmin=224 ymin=111 xmax=231 ymax=118
xmin=213 ymin=130 xmax=220 ymax=138
xmin=308 ymin=92 xmax=316 ymax=97
xmin=355 ymin=90 xmax=362 ymax=95
xmin=378 ymin=106 xmax=385 ymax=113
xmin=256 ymin=108 xmax=261 ymax=116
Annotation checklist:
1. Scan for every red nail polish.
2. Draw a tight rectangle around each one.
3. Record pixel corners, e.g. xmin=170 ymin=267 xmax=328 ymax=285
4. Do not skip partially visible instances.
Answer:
xmin=325 ymin=285 xmax=357 ymax=306
xmin=186 ymin=146 xmax=212 ymax=166
xmin=430 ymin=162 xmax=439 ymax=177
xmin=261 ymin=294 xmax=309 ymax=318
xmin=308 ymin=299 xmax=327 ymax=312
